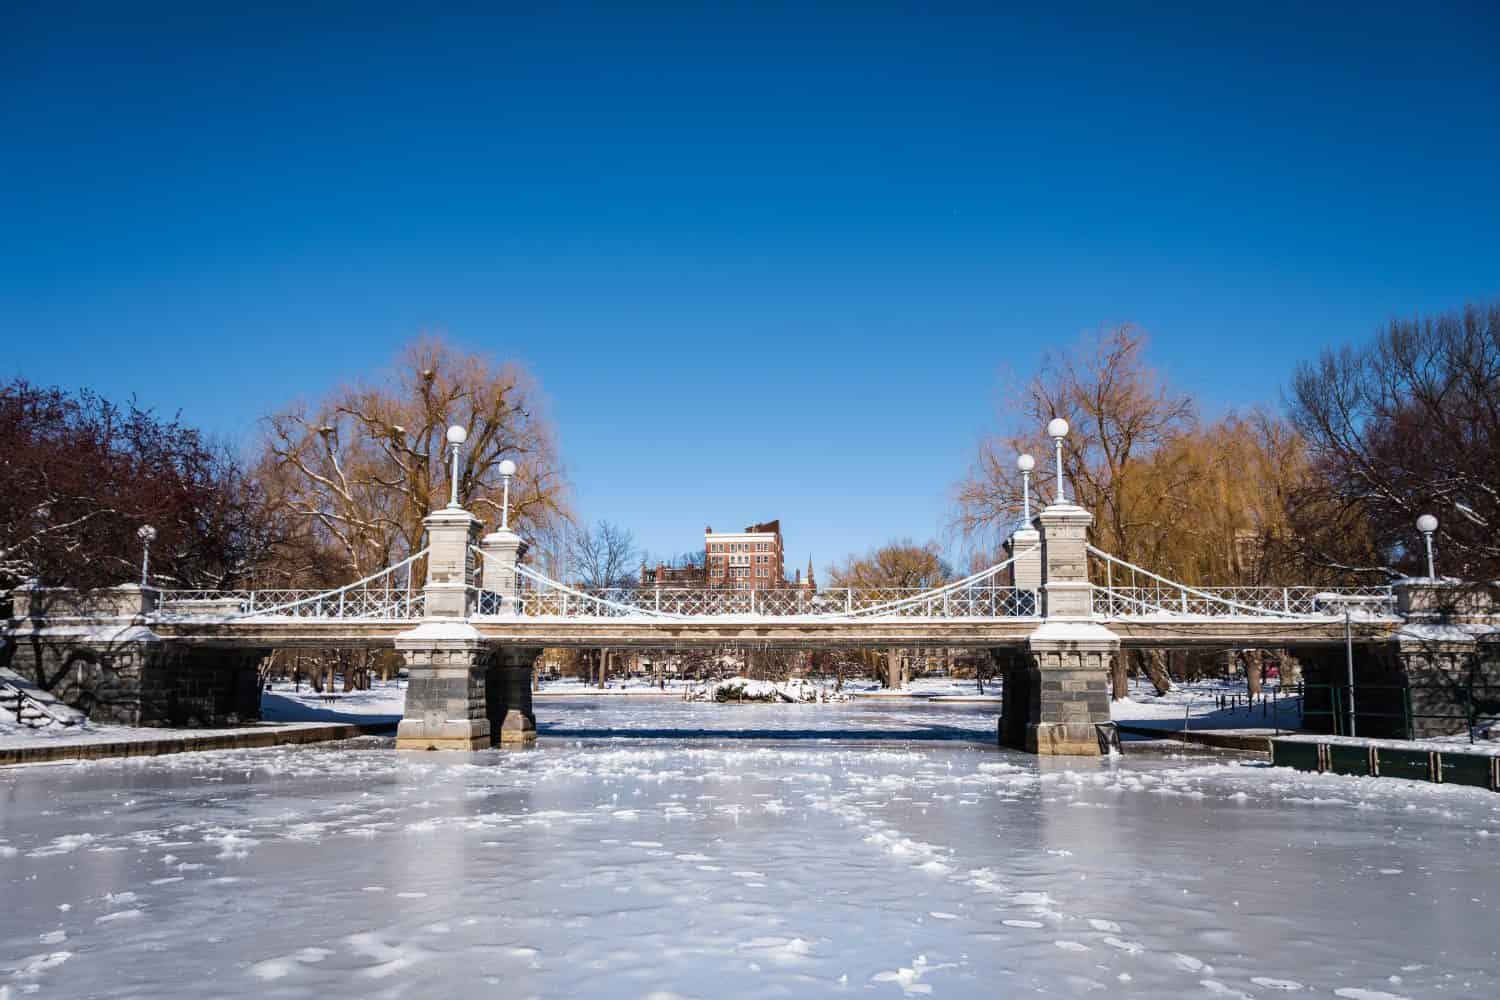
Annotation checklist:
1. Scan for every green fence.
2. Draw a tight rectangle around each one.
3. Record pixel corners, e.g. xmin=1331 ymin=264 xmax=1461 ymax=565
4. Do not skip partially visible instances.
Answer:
xmin=1298 ymin=678 xmax=1500 ymax=743
xmin=1271 ymin=738 xmax=1500 ymax=791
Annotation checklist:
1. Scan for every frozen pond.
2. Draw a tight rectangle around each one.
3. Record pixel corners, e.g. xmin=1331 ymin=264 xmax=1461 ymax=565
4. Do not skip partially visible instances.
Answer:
xmin=3 ymin=699 xmax=1499 ymax=998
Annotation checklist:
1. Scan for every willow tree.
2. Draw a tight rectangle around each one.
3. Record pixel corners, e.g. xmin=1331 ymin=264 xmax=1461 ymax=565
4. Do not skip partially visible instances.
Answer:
xmin=262 ymin=337 xmax=571 ymax=582
xmin=953 ymin=324 xmax=1194 ymax=564
xmin=830 ymin=540 xmax=952 ymax=689
xmin=952 ymin=325 xmax=1309 ymax=695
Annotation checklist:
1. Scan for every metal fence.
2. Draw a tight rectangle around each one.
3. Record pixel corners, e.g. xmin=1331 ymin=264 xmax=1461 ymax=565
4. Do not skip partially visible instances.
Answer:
xmin=471 ymin=582 xmax=1042 ymax=619
xmin=1299 ymin=679 xmax=1500 ymax=742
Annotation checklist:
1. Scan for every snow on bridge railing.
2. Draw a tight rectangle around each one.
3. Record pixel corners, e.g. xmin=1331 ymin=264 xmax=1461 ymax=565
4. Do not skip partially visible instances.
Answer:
xmin=1086 ymin=545 xmax=1396 ymax=619
xmin=470 ymin=547 xmax=1041 ymax=620
xmin=155 ymin=548 xmax=430 ymax=621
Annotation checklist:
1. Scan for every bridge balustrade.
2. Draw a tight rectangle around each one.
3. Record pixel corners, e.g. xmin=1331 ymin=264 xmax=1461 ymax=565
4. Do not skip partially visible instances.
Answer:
xmin=464 ymin=583 xmax=1041 ymax=619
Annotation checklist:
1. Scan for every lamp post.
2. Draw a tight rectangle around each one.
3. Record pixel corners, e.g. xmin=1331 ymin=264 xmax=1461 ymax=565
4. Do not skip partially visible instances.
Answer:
xmin=1416 ymin=514 xmax=1438 ymax=580
xmin=445 ymin=425 xmax=467 ymax=508
xmin=137 ymin=524 xmax=157 ymax=588
xmin=498 ymin=459 xmax=517 ymax=529
xmin=1047 ymin=417 xmax=1069 ymax=503
xmin=1017 ymin=453 xmax=1035 ymax=522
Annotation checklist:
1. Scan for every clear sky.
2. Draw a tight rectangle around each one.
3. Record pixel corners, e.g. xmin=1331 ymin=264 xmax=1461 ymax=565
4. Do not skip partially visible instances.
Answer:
xmin=4 ymin=2 xmax=1498 ymax=575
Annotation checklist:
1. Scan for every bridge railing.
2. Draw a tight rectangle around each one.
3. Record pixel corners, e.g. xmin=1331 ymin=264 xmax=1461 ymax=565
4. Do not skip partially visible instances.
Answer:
xmin=1086 ymin=546 xmax=1396 ymax=619
xmin=1092 ymin=585 xmax=1396 ymax=618
xmin=481 ymin=583 xmax=1040 ymax=619
xmin=155 ymin=549 xmax=431 ymax=621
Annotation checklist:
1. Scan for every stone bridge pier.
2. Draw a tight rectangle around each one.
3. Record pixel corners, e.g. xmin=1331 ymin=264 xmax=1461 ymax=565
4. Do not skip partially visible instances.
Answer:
xmin=997 ymin=501 xmax=1118 ymax=755
xmin=393 ymin=506 xmax=538 ymax=751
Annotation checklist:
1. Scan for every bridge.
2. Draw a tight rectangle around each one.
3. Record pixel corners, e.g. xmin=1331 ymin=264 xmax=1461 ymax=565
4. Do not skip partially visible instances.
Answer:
xmin=15 ymin=455 xmax=1474 ymax=756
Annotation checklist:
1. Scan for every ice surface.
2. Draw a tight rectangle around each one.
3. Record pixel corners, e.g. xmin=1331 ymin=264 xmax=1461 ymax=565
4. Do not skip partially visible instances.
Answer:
xmin=3 ymin=699 xmax=1499 ymax=998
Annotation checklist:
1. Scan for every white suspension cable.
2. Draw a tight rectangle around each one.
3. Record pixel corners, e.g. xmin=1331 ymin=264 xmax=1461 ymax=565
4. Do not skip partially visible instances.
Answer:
xmin=483 ymin=546 xmax=1038 ymax=620
xmin=843 ymin=547 xmax=1038 ymax=618
xmin=229 ymin=548 xmax=431 ymax=619
xmin=1086 ymin=545 xmax=1306 ymax=619
xmin=511 ymin=561 xmax=685 ymax=619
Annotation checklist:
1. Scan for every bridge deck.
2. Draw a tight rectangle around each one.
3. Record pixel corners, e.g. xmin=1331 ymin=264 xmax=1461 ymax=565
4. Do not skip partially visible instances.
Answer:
xmin=133 ymin=614 xmax=1403 ymax=649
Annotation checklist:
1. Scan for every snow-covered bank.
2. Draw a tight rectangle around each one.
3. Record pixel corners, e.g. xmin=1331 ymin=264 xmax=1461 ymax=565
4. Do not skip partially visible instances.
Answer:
xmin=260 ymin=680 xmax=405 ymax=723
xmin=1111 ymin=677 xmax=1300 ymax=732
xmin=535 ymin=677 xmax=691 ymax=696
xmin=0 ymin=681 xmax=406 ymax=752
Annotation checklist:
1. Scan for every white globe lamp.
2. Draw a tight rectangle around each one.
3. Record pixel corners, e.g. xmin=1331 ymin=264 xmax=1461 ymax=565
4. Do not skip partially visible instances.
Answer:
xmin=497 ymin=459 xmax=518 ymax=528
xmin=1046 ymin=418 xmax=1070 ymax=503
xmin=1016 ymin=453 xmax=1036 ymax=520
xmin=445 ymin=424 xmax=467 ymax=507
xmin=1416 ymin=514 xmax=1438 ymax=579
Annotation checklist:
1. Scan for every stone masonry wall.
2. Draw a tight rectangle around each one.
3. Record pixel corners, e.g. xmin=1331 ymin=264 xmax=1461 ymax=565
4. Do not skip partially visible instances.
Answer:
xmin=8 ymin=632 xmax=264 ymax=726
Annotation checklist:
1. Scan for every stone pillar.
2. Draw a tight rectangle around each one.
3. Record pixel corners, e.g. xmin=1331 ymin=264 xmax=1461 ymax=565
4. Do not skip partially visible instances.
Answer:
xmin=478 ymin=527 xmax=529 ymax=616
xmin=1006 ymin=527 xmax=1042 ymax=591
xmin=1006 ymin=526 xmax=1042 ymax=617
xmin=394 ymin=622 xmax=494 ymax=750
xmin=491 ymin=645 xmax=539 ymax=744
xmin=1036 ymin=502 xmax=1094 ymax=619
xmin=1023 ymin=622 xmax=1118 ymax=755
xmin=996 ymin=501 xmax=1118 ymax=755
xmin=421 ymin=506 xmax=480 ymax=619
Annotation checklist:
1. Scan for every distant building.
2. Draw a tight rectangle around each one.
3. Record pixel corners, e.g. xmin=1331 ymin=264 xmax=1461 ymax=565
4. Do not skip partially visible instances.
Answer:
xmin=705 ymin=520 xmax=785 ymax=590
xmin=706 ymin=520 xmax=817 ymax=591
xmin=638 ymin=561 xmax=706 ymax=587
xmin=640 ymin=520 xmax=815 ymax=592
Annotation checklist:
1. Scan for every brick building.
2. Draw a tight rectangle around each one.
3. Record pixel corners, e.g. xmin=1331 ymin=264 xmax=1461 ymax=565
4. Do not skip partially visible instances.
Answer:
xmin=706 ymin=520 xmax=785 ymax=589
xmin=639 ymin=520 xmax=815 ymax=591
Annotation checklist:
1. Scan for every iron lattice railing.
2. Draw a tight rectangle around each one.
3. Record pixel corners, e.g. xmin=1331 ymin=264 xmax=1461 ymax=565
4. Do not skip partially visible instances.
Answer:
xmin=467 ymin=545 xmax=1042 ymax=620
xmin=480 ymin=583 xmax=1041 ymax=619
xmin=1092 ymin=585 xmax=1397 ymax=619
xmin=1085 ymin=545 xmax=1396 ymax=619
xmin=155 ymin=549 xmax=430 ymax=621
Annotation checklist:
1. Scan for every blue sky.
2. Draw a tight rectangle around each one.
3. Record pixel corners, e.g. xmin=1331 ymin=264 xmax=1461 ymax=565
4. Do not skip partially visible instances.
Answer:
xmin=3 ymin=2 xmax=1497 ymax=575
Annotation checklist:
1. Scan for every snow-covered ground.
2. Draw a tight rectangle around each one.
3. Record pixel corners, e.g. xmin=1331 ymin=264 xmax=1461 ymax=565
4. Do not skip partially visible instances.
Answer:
xmin=260 ymin=680 xmax=406 ymax=722
xmin=0 ymin=681 xmax=405 ymax=752
xmin=535 ymin=676 xmax=692 ymax=696
xmin=1111 ymin=677 xmax=1301 ymax=732
xmin=3 ymin=698 xmax=1498 ymax=998
xmin=844 ymin=676 xmax=1000 ymax=698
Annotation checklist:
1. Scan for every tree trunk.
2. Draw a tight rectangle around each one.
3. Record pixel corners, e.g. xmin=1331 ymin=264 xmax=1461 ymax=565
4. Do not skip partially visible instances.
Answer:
xmin=886 ymin=648 xmax=901 ymax=690
xmin=1110 ymin=652 xmax=1129 ymax=700
xmin=598 ymin=649 xmax=608 ymax=689
xmin=1244 ymin=650 xmax=1263 ymax=698
xmin=1276 ymin=649 xmax=1301 ymax=685
xmin=1135 ymin=648 xmax=1173 ymax=695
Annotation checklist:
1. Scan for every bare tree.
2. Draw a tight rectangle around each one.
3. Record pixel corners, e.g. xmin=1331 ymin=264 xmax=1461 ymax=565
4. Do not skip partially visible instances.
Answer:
xmin=567 ymin=520 xmax=639 ymax=589
xmin=1288 ymin=300 xmax=1500 ymax=581
xmin=261 ymin=336 xmax=570 ymax=582
xmin=0 ymin=379 xmax=276 ymax=596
